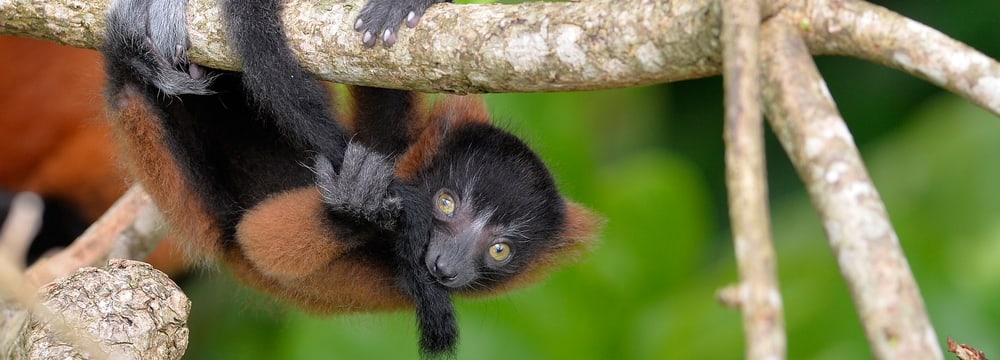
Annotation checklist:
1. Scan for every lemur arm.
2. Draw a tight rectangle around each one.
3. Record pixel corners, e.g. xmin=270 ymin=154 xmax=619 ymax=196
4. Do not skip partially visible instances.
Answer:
xmin=348 ymin=87 xmax=423 ymax=157
xmin=221 ymin=0 xmax=348 ymax=165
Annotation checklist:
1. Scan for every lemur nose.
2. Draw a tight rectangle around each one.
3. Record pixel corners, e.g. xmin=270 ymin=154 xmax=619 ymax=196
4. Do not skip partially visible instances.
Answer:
xmin=431 ymin=256 xmax=457 ymax=281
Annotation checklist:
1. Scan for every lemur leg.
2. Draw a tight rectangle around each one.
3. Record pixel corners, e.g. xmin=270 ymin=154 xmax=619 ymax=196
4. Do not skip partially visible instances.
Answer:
xmin=347 ymin=86 xmax=423 ymax=157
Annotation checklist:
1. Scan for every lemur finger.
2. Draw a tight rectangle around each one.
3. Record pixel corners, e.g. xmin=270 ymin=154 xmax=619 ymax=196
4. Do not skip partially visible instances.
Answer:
xmin=383 ymin=29 xmax=398 ymax=47
xmin=405 ymin=11 xmax=421 ymax=28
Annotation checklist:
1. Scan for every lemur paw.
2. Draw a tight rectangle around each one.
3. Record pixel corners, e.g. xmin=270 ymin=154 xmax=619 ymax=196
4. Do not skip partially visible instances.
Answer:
xmin=315 ymin=143 xmax=402 ymax=230
xmin=147 ymin=0 xmax=206 ymax=80
xmin=354 ymin=0 xmax=450 ymax=47
xmin=105 ymin=0 xmax=211 ymax=94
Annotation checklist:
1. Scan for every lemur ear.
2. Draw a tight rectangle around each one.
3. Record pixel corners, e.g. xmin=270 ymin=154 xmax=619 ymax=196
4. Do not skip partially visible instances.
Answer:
xmin=395 ymin=95 xmax=489 ymax=180
xmin=463 ymin=201 xmax=603 ymax=298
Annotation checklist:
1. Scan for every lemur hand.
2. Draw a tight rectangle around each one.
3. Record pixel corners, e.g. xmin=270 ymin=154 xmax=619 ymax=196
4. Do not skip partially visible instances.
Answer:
xmin=315 ymin=143 xmax=402 ymax=231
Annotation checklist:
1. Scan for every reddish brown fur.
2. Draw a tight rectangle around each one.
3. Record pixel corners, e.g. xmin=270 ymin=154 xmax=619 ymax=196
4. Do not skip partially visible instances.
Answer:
xmin=0 ymin=36 xmax=123 ymax=217
xmin=0 ymin=36 xmax=185 ymax=274
xmin=108 ymin=87 xmax=223 ymax=258
xmin=236 ymin=188 xmax=342 ymax=281
xmin=395 ymin=95 xmax=490 ymax=180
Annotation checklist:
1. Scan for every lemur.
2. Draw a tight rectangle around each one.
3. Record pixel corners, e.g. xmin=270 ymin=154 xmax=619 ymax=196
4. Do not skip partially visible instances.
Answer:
xmin=102 ymin=0 xmax=598 ymax=356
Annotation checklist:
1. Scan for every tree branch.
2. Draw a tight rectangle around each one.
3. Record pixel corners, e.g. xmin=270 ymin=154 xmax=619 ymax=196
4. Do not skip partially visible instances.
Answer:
xmin=798 ymin=0 xmax=1000 ymax=117
xmin=13 ymin=260 xmax=190 ymax=360
xmin=1 ymin=188 xmax=183 ymax=359
xmin=0 ymin=0 xmax=724 ymax=93
xmin=24 ymin=185 xmax=166 ymax=289
xmin=760 ymin=19 xmax=941 ymax=360
xmin=2 ymin=0 xmax=997 ymax=113
xmin=717 ymin=0 xmax=787 ymax=359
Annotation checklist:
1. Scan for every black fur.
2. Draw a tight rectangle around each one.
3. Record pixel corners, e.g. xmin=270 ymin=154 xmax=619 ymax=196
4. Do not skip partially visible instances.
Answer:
xmin=392 ymin=182 xmax=457 ymax=357
xmin=103 ymin=0 xmax=211 ymax=95
xmin=105 ymin=0 xmax=574 ymax=357
xmin=420 ymin=123 xmax=566 ymax=290
xmin=350 ymin=87 xmax=416 ymax=156
xmin=355 ymin=0 xmax=451 ymax=47
xmin=221 ymin=0 xmax=348 ymax=163
xmin=104 ymin=0 xmax=456 ymax=355
xmin=315 ymin=144 xmax=402 ymax=231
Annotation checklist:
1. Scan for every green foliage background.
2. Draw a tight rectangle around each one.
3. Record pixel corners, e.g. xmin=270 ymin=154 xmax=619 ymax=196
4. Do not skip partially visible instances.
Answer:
xmin=181 ymin=1 xmax=1000 ymax=358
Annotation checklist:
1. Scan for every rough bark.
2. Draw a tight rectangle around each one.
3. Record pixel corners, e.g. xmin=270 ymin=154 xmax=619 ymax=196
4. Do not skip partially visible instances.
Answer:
xmin=760 ymin=20 xmax=941 ymax=359
xmin=4 ymin=260 xmax=190 ymax=360
xmin=1 ymin=188 xmax=183 ymax=359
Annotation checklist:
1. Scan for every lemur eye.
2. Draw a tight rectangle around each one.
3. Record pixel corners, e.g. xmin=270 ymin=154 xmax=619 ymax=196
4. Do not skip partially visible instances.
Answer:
xmin=489 ymin=243 xmax=512 ymax=262
xmin=437 ymin=193 xmax=455 ymax=216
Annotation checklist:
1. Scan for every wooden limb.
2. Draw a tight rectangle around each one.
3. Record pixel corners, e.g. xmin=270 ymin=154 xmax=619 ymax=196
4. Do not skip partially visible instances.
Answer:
xmin=1 ymin=191 xmax=109 ymax=360
xmin=0 ymin=0 xmax=724 ymax=93
xmin=799 ymin=0 xmax=1000 ymax=117
xmin=3 ymin=0 xmax=998 ymax=117
xmin=760 ymin=19 xmax=941 ymax=359
xmin=717 ymin=0 xmax=786 ymax=359
xmin=27 ymin=259 xmax=190 ymax=360
xmin=23 ymin=185 xmax=166 ymax=289
xmin=2 ymin=260 xmax=190 ymax=360
xmin=1 ymin=187 xmax=184 ymax=359
xmin=0 ymin=193 xmax=43 ymax=270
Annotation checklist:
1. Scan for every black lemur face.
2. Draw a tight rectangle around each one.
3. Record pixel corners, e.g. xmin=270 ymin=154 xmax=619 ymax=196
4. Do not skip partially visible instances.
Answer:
xmin=419 ymin=122 xmax=566 ymax=290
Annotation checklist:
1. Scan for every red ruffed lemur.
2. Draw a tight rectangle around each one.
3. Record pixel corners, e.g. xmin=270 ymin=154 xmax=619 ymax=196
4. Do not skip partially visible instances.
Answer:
xmin=0 ymin=36 xmax=185 ymax=272
xmin=0 ymin=36 xmax=118 ymax=262
xmin=102 ymin=0 xmax=599 ymax=356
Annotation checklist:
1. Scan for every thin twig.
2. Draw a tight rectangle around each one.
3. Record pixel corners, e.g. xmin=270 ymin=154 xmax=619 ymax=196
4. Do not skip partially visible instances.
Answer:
xmin=718 ymin=0 xmax=786 ymax=359
xmin=0 ymin=193 xmax=42 ymax=270
xmin=760 ymin=19 xmax=941 ymax=359
xmin=947 ymin=337 xmax=988 ymax=360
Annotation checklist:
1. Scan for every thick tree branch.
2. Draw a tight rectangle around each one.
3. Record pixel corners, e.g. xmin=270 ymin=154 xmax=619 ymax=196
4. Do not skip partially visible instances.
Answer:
xmin=717 ymin=0 xmax=786 ymax=359
xmin=760 ymin=20 xmax=941 ymax=360
xmin=5 ymin=0 xmax=998 ymax=117
xmin=0 ymin=0 xmax=724 ymax=93
xmin=1 ymin=187 xmax=183 ymax=359
xmin=5 ymin=260 xmax=190 ymax=360
xmin=2 ymin=0 xmax=997 ymax=114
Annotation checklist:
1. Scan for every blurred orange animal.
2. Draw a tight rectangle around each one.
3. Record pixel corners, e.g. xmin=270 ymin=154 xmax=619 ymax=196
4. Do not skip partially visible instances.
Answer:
xmin=0 ymin=36 xmax=184 ymax=275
